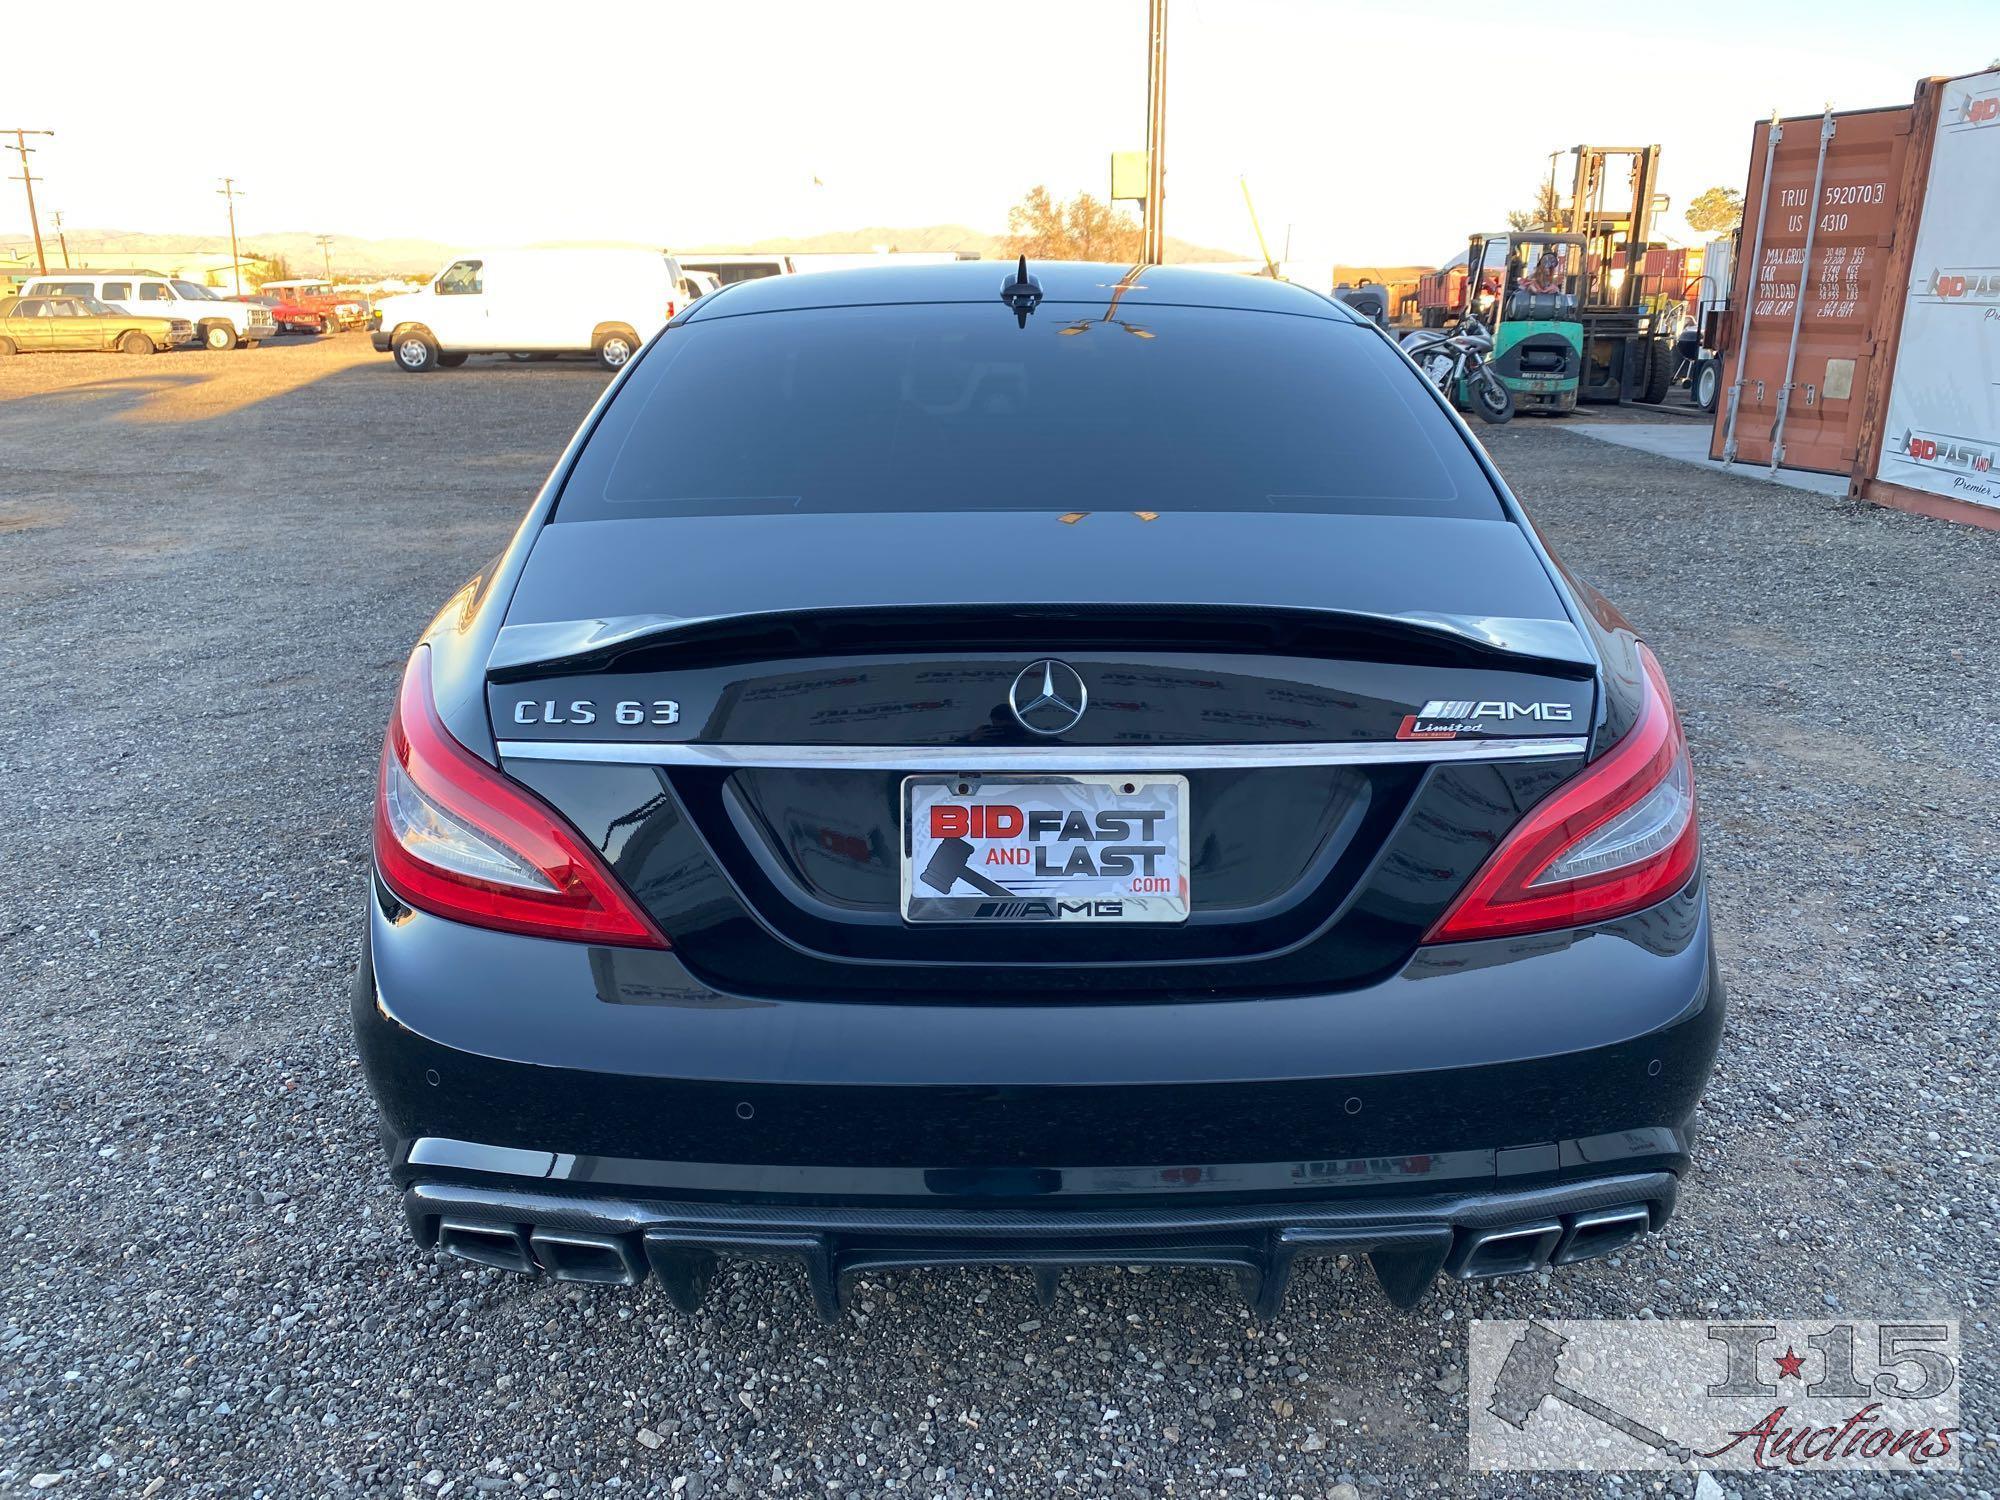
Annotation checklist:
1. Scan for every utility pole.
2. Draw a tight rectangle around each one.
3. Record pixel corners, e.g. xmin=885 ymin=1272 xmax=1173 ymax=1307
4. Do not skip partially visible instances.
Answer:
xmin=1239 ymin=176 xmax=1277 ymax=278
xmin=1141 ymin=0 xmax=1168 ymax=265
xmin=5 ymin=128 xmax=54 ymax=275
xmin=314 ymin=233 xmax=334 ymax=280
xmin=217 ymin=176 xmax=245 ymax=294
xmin=50 ymin=209 xmax=69 ymax=268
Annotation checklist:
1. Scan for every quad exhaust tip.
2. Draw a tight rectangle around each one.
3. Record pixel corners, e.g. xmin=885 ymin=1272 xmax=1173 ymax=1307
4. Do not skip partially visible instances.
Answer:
xmin=436 ymin=1218 xmax=536 ymax=1276
xmin=530 ymin=1228 xmax=647 ymax=1286
xmin=1449 ymin=1219 xmax=1565 ymax=1280
xmin=1448 ymin=1203 xmax=1655 ymax=1281
xmin=435 ymin=1220 xmax=648 ymax=1284
xmin=1553 ymin=1204 xmax=1653 ymax=1266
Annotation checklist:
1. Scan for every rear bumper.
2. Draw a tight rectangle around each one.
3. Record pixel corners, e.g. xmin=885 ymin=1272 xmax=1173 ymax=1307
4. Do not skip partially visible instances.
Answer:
xmin=355 ymin=878 xmax=1723 ymax=1311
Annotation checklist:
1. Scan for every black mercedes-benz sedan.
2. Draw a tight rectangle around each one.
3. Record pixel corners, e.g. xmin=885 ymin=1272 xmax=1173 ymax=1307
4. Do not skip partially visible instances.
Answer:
xmin=354 ymin=261 xmax=1720 ymax=1317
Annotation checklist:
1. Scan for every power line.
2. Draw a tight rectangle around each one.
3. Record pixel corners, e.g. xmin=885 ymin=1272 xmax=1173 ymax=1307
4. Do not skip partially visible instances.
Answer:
xmin=314 ymin=233 xmax=335 ymax=280
xmin=217 ymin=177 xmax=246 ymax=295
xmin=4 ymin=128 xmax=54 ymax=275
xmin=50 ymin=208 xmax=69 ymax=268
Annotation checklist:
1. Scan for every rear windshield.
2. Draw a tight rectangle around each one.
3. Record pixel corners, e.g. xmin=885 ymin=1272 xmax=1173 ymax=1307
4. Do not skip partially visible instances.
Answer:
xmin=555 ymin=302 xmax=1500 ymax=522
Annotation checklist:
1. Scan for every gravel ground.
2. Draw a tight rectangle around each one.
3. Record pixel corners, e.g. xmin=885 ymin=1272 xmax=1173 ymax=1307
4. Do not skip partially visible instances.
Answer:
xmin=0 ymin=337 xmax=1993 ymax=1498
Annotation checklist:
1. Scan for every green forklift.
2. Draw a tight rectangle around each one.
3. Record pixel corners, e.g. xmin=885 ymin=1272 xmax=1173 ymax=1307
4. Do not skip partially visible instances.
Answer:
xmin=1558 ymin=143 xmax=1677 ymax=405
xmin=1459 ymin=230 xmax=1585 ymax=415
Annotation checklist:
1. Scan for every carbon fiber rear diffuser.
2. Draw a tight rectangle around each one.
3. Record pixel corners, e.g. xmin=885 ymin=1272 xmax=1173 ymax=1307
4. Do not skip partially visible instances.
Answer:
xmin=406 ymin=1173 xmax=1675 ymax=1318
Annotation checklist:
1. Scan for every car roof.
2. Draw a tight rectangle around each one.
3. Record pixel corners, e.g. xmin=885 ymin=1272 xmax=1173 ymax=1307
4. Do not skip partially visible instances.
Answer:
xmin=259 ymin=279 xmax=326 ymax=287
xmin=684 ymin=260 xmax=1358 ymax=323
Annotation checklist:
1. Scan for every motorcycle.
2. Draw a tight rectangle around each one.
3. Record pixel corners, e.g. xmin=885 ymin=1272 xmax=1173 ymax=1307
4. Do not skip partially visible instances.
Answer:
xmin=1398 ymin=315 xmax=1515 ymax=425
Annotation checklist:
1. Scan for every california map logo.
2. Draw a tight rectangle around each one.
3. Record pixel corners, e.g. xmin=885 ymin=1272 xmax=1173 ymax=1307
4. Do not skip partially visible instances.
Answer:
xmin=1470 ymin=1319 xmax=1960 ymax=1473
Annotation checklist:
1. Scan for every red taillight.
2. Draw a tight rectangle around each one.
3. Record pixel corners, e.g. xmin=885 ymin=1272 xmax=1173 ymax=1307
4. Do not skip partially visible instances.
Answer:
xmin=373 ymin=648 xmax=668 ymax=948
xmin=1425 ymin=644 xmax=1699 ymax=943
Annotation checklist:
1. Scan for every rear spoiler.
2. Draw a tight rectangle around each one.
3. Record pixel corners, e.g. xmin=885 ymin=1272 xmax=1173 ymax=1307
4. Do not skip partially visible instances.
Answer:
xmin=486 ymin=604 xmax=1593 ymax=678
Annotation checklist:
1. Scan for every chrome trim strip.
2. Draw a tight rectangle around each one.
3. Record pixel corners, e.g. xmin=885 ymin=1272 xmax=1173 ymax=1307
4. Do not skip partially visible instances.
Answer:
xmin=494 ymin=737 xmax=1589 ymax=770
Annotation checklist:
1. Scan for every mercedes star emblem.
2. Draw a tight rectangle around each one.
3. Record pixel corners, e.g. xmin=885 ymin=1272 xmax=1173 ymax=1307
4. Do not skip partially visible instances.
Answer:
xmin=1008 ymin=659 xmax=1089 ymax=735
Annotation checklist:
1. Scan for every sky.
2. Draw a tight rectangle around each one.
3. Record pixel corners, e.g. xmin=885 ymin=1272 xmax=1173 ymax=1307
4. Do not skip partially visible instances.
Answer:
xmin=3 ymin=0 xmax=1993 ymax=268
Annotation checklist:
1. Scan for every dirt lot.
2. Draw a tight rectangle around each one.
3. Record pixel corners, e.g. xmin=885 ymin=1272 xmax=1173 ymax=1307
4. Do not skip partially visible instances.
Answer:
xmin=1 ymin=335 xmax=1994 ymax=1498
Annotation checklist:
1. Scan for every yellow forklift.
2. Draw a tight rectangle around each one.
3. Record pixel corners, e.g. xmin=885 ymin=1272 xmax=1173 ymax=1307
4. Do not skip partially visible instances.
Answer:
xmin=1556 ymin=144 xmax=1677 ymax=404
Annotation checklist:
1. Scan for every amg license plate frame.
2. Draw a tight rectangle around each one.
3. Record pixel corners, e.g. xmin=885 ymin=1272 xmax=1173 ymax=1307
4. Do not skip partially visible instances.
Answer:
xmin=900 ymin=773 xmax=1190 ymax=924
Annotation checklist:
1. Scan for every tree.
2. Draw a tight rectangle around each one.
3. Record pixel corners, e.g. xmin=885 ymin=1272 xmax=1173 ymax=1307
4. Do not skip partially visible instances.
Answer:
xmin=1685 ymin=186 xmax=1743 ymax=235
xmin=1005 ymin=186 xmax=1142 ymax=261
xmin=250 ymin=249 xmax=291 ymax=285
xmin=1506 ymin=182 xmax=1563 ymax=233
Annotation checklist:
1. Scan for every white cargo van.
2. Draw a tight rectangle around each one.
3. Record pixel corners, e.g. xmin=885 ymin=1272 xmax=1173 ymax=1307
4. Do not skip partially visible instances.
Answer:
xmin=367 ymin=249 xmax=693 ymax=372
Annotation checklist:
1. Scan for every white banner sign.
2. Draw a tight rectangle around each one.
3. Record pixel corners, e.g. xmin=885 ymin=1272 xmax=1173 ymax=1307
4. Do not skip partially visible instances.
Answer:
xmin=1876 ymin=71 xmax=2000 ymax=510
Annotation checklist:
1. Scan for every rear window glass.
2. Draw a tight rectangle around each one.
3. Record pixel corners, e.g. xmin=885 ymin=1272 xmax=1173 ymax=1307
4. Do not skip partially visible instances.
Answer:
xmin=556 ymin=303 xmax=1499 ymax=522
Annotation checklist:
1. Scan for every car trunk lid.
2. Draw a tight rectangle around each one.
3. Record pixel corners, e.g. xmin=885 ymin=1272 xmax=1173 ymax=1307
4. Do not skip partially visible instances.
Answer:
xmin=485 ymin=511 xmax=1592 ymax=998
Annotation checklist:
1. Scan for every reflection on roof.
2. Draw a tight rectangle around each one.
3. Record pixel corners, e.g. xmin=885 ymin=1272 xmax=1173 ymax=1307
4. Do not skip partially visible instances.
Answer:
xmin=686 ymin=260 xmax=1358 ymax=322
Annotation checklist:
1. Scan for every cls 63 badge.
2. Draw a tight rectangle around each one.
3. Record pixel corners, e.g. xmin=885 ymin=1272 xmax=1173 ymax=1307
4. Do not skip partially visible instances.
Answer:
xmin=507 ymin=698 xmax=679 ymax=726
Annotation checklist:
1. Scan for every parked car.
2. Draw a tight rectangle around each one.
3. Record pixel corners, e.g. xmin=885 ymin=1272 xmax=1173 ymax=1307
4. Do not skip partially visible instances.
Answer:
xmin=355 ymin=262 xmax=1720 ymax=1317
xmin=684 ymin=268 xmax=721 ymax=299
xmin=675 ymin=253 xmax=795 ymax=286
xmin=23 ymin=271 xmax=276 ymax=349
xmin=0 ymin=293 xmax=193 ymax=355
xmin=258 ymin=278 xmax=368 ymax=332
xmin=228 ymin=293 xmax=330 ymax=336
xmin=369 ymin=249 xmax=695 ymax=371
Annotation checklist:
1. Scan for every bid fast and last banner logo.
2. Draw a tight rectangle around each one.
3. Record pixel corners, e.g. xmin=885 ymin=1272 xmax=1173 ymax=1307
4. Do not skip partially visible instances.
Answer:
xmin=1877 ymin=68 xmax=2000 ymax=510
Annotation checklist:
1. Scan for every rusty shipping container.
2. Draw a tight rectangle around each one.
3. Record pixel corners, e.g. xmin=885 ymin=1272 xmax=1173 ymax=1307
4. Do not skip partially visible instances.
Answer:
xmin=1710 ymin=101 xmax=1921 ymax=472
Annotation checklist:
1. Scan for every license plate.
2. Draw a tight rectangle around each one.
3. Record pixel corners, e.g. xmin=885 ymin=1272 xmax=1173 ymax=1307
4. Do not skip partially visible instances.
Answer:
xmin=901 ymin=773 xmax=1190 ymax=923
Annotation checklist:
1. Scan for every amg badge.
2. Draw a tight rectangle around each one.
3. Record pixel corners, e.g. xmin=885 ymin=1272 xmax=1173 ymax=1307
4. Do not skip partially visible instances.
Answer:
xmin=1397 ymin=697 xmax=1577 ymax=741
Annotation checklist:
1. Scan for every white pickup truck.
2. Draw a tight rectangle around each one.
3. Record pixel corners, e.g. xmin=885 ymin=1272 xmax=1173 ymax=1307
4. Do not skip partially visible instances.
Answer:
xmin=24 ymin=271 xmax=277 ymax=350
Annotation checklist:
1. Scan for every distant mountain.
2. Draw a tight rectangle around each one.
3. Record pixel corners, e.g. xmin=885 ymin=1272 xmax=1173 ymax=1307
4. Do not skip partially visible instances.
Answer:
xmin=699 ymin=223 xmax=1247 ymax=263
xmin=3 ymin=222 xmax=1250 ymax=278
xmin=0 ymin=228 xmax=456 ymax=278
